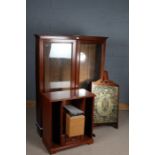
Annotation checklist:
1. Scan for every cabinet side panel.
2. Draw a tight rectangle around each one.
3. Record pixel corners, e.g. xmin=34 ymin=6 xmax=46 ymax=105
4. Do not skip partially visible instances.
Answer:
xmin=35 ymin=37 xmax=43 ymax=135
xmin=42 ymin=97 xmax=52 ymax=148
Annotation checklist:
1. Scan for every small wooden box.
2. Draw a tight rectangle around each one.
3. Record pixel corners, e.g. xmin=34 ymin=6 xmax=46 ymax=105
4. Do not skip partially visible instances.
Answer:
xmin=66 ymin=114 xmax=85 ymax=137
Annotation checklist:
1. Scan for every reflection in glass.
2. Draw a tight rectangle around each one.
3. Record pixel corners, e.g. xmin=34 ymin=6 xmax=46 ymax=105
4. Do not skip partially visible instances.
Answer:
xmin=44 ymin=43 xmax=72 ymax=91
xmin=49 ymin=43 xmax=71 ymax=59
xmin=79 ymin=43 xmax=101 ymax=90
xmin=80 ymin=52 xmax=86 ymax=62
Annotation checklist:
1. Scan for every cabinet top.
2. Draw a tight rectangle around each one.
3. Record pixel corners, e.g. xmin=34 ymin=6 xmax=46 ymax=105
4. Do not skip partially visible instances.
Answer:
xmin=35 ymin=35 xmax=108 ymax=41
xmin=42 ymin=89 xmax=95 ymax=102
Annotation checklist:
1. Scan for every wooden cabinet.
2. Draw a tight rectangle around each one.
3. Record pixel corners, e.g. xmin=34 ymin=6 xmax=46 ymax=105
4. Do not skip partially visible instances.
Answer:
xmin=35 ymin=35 xmax=119 ymax=153
xmin=41 ymin=89 xmax=95 ymax=154
xmin=35 ymin=35 xmax=108 ymax=135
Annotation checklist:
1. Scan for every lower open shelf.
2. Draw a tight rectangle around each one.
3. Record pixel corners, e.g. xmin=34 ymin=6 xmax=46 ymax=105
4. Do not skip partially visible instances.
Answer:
xmin=42 ymin=89 xmax=95 ymax=154
xmin=43 ymin=135 xmax=93 ymax=154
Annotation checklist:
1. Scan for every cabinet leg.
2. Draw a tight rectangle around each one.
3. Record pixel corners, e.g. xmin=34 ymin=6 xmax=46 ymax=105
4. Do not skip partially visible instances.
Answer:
xmin=92 ymin=133 xmax=96 ymax=137
xmin=87 ymin=139 xmax=94 ymax=145
xmin=35 ymin=123 xmax=43 ymax=137
xmin=50 ymin=149 xmax=57 ymax=154
xmin=113 ymin=123 xmax=118 ymax=129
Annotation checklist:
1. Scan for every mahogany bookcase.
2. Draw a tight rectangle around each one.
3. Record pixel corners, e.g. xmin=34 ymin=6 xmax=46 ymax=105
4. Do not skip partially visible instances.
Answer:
xmin=35 ymin=35 xmax=107 ymax=135
xmin=35 ymin=35 xmax=108 ymax=153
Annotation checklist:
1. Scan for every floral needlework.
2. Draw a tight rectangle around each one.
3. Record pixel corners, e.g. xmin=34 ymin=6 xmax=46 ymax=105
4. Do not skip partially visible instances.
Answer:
xmin=92 ymin=85 xmax=118 ymax=124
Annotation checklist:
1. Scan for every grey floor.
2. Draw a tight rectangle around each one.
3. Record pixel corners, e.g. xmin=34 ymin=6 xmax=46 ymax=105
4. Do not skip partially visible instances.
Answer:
xmin=26 ymin=108 xmax=129 ymax=155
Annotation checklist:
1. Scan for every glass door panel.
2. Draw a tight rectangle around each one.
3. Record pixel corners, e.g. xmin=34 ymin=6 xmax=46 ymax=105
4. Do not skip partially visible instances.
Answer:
xmin=44 ymin=42 xmax=73 ymax=91
xmin=79 ymin=43 xmax=102 ymax=90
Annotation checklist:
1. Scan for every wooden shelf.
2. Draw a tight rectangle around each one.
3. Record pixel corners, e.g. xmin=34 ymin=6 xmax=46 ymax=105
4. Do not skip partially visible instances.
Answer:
xmin=46 ymin=135 xmax=93 ymax=154
xmin=42 ymin=88 xmax=95 ymax=102
xmin=41 ymin=89 xmax=95 ymax=154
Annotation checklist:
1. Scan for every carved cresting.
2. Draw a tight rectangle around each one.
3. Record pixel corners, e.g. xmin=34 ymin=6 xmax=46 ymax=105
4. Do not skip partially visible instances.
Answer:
xmin=92 ymin=84 xmax=118 ymax=124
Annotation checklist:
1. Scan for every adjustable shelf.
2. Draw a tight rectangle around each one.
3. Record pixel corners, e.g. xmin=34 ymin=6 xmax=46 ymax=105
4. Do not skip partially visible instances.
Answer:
xmin=41 ymin=89 xmax=95 ymax=154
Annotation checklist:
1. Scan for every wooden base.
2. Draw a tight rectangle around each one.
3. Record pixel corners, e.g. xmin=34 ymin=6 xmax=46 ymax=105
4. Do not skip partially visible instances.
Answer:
xmin=43 ymin=136 xmax=93 ymax=154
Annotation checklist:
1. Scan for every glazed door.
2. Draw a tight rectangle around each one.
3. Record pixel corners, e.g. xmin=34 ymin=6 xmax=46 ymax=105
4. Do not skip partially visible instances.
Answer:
xmin=77 ymin=41 xmax=106 ymax=91
xmin=43 ymin=39 xmax=76 ymax=91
